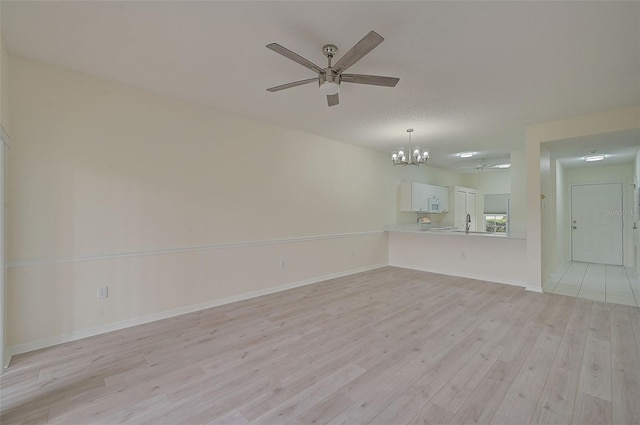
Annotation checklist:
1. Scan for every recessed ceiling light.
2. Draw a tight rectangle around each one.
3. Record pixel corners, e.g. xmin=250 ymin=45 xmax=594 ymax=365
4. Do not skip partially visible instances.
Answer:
xmin=584 ymin=155 xmax=605 ymax=162
xmin=492 ymin=163 xmax=511 ymax=169
xmin=458 ymin=152 xmax=474 ymax=158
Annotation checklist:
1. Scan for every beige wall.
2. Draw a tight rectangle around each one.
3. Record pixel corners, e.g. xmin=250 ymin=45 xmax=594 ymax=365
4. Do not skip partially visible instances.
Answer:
xmin=6 ymin=54 xmax=434 ymax=353
xmin=509 ymin=150 xmax=527 ymax=239
xmin=474 ymin=169 xmax=511 ymax=195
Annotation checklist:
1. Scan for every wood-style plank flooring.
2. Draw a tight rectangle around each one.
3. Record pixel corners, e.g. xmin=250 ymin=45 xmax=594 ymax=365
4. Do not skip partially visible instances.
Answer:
xmin=1 ymin=267 xmax=639 ymax=424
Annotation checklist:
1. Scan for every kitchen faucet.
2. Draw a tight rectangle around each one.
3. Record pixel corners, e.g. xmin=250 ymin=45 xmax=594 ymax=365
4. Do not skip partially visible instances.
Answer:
xmin=466 ymin=213 xmax=471 ymax=234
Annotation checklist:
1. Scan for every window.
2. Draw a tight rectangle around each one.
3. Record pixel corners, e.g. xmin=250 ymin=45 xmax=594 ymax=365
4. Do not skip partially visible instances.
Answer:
xmin=484 ymin=214 xmax=507 ymax=233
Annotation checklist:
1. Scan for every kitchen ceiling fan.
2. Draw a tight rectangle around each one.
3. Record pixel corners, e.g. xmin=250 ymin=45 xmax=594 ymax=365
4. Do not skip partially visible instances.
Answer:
xmin=459 ymin=159 xmax=511 ymax=172
xmin=266 ymin=31 xmax=399 ymax=107
xmin=463 ymin=160 xmax=489 ymax=171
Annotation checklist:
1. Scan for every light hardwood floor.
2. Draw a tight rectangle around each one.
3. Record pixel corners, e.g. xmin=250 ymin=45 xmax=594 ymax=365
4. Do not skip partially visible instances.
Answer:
xmin=1 ymin=267 xmax=639 ymax=424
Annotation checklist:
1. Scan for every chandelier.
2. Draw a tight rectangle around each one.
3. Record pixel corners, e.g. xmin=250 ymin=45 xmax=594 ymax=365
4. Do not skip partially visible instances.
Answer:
xmin=391 ymin=129 xmax=429 ymax=166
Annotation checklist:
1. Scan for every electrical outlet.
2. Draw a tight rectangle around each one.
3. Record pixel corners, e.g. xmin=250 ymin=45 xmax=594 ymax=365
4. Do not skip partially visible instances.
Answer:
xmin=280 ymin=259 xmax=286 ymax=269
xmin=97 ymin=286 xmax=109 ymax=300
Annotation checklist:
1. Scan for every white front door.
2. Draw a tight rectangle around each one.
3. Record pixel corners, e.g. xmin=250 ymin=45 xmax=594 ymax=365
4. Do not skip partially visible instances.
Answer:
xmin=571 ymin=183 xmax=623 ymax=265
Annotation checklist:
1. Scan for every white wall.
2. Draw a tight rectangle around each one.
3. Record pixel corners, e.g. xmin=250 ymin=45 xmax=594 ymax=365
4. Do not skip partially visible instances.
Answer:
xmin=563 ymin=163 xmax=635 ymax=267
xmin=6 ymin=54 xmax=415 ymax=354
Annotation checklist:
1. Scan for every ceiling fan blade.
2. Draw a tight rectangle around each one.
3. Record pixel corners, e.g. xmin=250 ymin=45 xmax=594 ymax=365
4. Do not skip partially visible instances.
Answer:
xmin=327 ymin=93 xmax=339 ymax=107
xmin=266 ymin=43 xmax=324 ymax=74
xmin=333 ymin=31 xmax=384 ymax=74
xmin=340 ymin=74 xmax=399 ymax=87
xmin=267 ymin=78 xmax=317 ymax=92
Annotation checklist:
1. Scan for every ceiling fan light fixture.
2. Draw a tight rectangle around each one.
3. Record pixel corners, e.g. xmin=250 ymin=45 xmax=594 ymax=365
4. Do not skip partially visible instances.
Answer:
xmin=319 ymin=80 xmax=340 ymax=95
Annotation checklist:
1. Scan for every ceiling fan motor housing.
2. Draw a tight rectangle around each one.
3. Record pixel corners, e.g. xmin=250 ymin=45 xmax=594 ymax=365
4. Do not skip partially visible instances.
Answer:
xmin=320 ymin=44 xmax=340 ymax=95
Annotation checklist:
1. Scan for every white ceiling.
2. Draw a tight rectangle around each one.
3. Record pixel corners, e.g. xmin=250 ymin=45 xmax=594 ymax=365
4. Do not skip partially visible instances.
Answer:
xmin=545 ymin=128 xmax=640 ymax=169
xmin=2 ymin=1 xmax=639 ymax=170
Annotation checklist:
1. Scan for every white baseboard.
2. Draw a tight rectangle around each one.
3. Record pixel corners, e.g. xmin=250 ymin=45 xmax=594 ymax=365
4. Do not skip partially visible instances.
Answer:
xmin=525 ymin=286 xmax=544 ymax=293
xmin=7 ymin=263 xmax=387 ymax=362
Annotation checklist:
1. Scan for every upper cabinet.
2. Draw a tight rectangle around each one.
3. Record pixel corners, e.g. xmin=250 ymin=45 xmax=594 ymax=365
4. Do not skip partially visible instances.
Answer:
xmin=399 ymin=182 xmax=449 ymax=213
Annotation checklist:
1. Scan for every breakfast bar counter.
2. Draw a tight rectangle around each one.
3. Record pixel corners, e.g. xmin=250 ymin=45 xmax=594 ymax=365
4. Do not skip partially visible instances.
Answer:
xmin=386 ymin=226 xmax=532 ymax=290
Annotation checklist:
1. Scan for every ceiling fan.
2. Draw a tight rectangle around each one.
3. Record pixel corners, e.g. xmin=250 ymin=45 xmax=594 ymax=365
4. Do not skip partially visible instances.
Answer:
xmin=266 ymin=31 xmax=399 ymax=107
xmin=459 ymin=159 xmax=511 ymax=172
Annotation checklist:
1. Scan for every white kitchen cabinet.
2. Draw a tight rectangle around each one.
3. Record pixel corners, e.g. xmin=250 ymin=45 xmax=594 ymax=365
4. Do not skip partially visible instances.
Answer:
xmin=400 ymin=182 xmax=427 ymax=212
xmin=453 ymin=186 xmax=477 ymax=231
xmin=399 ymin=182 xmax=449 ymax=213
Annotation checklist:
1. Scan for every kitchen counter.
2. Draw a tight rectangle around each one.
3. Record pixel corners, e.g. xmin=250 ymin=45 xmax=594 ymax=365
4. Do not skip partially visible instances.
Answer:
xmin=386 ymin=224 xmax=516 ymax=238
xmin=387 ymin=225 xmax=530 ymax=290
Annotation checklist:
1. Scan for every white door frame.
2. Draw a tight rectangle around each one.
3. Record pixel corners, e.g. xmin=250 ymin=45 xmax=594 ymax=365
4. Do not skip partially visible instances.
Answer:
xmin=0 ymin=125 xmax=9 ymax=370
xmin=570 ymin=182 xmax=624 ymax=265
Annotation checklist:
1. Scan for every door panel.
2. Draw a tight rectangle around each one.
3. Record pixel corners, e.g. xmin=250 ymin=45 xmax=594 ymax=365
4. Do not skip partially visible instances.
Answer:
xmin=571 ymin=183 xmax=623 ymax=265
xmin=455 ymin=190 xmax=466 ymax=229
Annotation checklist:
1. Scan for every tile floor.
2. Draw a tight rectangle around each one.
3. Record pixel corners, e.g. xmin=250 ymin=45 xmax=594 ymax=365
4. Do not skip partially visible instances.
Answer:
xmin=543 ymin=261 xmax=640 ymax=307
